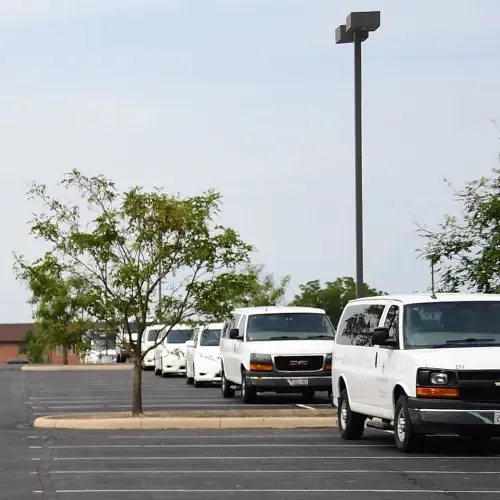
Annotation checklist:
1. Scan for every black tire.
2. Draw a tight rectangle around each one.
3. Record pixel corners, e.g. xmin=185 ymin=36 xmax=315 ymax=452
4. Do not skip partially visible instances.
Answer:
xmin=338 ymin=389 xmax=365 ymax=440
xmin=302 ymin=389 xmax=316 ymax=402
xmin=241 ymin=369 xmax=257 ymax=404
xmin=116 ymin=355 xmax=121 ymax=363
xmin=186 ymin=375 xmax=194 ymax=385
xmin=221 ymin=365 xmax=235 ymax=398
xmin=394 ymin=394 xmax=425 ymax=453
xmin=194 ymin=379 xmax=203 ymax=388
xmin=154 ymin=367 xmax=162 ymax=376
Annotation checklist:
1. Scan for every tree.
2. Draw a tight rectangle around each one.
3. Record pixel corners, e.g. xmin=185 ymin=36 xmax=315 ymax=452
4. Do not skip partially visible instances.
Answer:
xmin=417 ymin=168 xmax=500 ymax=293
xmin=15 ymin=170 xmax=253 ymax=415
xmin=14 ymin=253 xmax=93 ymax=364
xmin=290 ymin=277 xmax=386 ymax=327
xmin=236 ymin=264 xmax=291 ymax=307
xmin=19 ymin=328 xmax=48 ymax=364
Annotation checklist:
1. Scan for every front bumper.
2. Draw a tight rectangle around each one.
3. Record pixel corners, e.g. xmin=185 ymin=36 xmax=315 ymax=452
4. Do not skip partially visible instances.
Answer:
xmin=246 ymin=369 xmax=331 ymax=393
xmin=162 ymin=358 xmax=186 ymax=374
xmin=143 ymin=357 xmax=155 ymax=367
xmin=195 ymin=359 xmax=221 ymax=383
xmin=408 ymin=397 xmax=500 ymax=436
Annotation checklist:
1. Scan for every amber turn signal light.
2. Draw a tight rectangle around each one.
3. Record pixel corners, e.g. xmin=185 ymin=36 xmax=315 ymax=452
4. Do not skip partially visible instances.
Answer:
xmin=325 ymin=364 xmax=332 ymax=370
xmin=249 ymin=363 xmax=273 ymax=371
xmin=416 ymin=386 xmax=458 ymax=397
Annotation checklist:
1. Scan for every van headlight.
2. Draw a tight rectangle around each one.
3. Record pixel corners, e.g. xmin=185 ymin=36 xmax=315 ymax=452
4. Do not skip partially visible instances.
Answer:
xmin=430 ymin=372 xmax=448 ymax=385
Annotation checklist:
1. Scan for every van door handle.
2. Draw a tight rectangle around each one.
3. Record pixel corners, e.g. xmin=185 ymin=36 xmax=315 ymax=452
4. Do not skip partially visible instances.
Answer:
xmin=375 ymin=352 xmax=378 ymax=368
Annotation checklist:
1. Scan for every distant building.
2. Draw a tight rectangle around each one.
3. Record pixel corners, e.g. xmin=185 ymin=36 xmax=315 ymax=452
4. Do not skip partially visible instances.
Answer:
xmin=0 ymin=323 xmax=81 ymax=364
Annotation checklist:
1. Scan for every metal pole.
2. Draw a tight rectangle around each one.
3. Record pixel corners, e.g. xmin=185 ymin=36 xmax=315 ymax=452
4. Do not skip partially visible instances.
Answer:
xmin=354 ymin=30 xmax=364 ymax=298
xmin=158 ymin=261 xmax=162 ymax=312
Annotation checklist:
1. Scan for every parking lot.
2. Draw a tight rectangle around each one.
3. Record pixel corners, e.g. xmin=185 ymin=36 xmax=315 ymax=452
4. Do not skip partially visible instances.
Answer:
xmin=25 ymin=369 xmax=331 ymax=418
xmin=1 ymin=367 xmax=500 ymax=499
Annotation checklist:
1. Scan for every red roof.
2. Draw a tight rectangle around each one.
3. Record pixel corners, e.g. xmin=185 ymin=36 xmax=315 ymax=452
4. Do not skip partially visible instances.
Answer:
xmin=0 ymin=323 xmax=35 ymax=343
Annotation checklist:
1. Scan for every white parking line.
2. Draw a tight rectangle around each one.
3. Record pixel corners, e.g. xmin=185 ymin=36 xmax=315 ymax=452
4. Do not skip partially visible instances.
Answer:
xmin=29 ymin=469 xmax=500 ymax=475
xmin=31 ymin=489 xmax=500 ymax=494
xmin=295 ymin=403 xmax=316 ymax=410
xmin=30 ymin=443 xmax=394 ymax=449
xmin=30 ymin=455 xmax=500 ymax=461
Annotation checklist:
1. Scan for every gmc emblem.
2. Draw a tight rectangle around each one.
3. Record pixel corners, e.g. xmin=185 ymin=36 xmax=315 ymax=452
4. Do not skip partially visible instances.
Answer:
xmin=290 ymin=360 xmax=308 ymax=366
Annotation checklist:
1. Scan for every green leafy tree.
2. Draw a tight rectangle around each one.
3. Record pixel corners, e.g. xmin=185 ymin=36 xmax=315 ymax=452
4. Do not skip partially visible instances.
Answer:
xmin=19 ymin=328 xmax=48 ymax=364
xmin=237 ymin=264 xmax=291 ymax=307
xmin=417 ymin=121 xmax=500 ymax=292
xmin=14 ymin=253 xmax=93 ymax=364
xmin=290 ymin=277 xmax=386 ymax=327
xmin=15 ymin=170 xmax=253 ymax=415
xmin=417 ymin=168 xmax=500 ymax=293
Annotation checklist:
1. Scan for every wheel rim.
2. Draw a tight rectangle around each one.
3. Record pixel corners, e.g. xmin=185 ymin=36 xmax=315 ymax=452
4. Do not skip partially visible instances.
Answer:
xmin=396 ymin=407 xmax=406 ymax=442
xmin=241 ymin=378 xmax=246 ymax=398
xmin=221 ymin=371 xmax=226 ymax=391
xmin=340 ymin=399 xmax=348 ymax=429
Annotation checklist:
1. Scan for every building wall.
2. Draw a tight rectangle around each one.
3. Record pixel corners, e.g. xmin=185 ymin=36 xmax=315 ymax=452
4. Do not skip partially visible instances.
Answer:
xmin=0 ymin=343 xmax=27 ymax=364
xmin=0 ymin=343 xmax=81 ymax=364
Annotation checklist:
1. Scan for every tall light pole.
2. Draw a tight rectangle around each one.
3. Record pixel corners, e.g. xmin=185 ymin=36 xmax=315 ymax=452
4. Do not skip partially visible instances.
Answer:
xmin=335 ymin=11 xmax=380 ymax=298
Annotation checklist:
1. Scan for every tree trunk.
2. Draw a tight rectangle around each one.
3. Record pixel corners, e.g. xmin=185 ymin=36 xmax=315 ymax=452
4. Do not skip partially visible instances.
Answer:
xmin=132 ymin=361 xmax=143 ymax=416
xmin=62 ymin=344 xmax=69 ymax=365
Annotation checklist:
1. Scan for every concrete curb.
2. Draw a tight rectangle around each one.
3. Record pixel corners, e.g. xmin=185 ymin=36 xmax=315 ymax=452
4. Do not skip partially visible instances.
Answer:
xmin=22 ymin=364 xmax=133 ymax=371
xmin=34 ymin=415 xmax=338 ymax=430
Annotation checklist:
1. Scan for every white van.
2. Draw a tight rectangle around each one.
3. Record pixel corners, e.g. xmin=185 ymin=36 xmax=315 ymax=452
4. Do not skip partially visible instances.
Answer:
xmin=153 ymin=324 xmax=194 ymax=376
xmin=185 ymin=322 xmax=223 ymax=387
xmin=141 ymin=324 xmax=165 ymax=370
xmin=331 ymin=293 xmax=500 ymax=453
xmin=219 ymin=306 xmax=335 ymax=403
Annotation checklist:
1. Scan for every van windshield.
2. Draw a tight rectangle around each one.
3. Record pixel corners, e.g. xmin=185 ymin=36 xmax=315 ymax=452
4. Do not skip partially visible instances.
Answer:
xmin=246 ymin=313 xmax=334 ymax=341
xmin=146 ymin=328 xmax=162 ymax=342
xmin=404 ymin=301 xmax=500 ymax=349
xmin=166 ymin=329 xmax=193 ymax=344
xmin=200 ymin=329 xmax=221 ymax=347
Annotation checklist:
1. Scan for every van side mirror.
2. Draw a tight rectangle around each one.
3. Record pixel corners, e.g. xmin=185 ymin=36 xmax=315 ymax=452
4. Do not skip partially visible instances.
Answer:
xmin=229 ymin=328 xmax=242 ymax=340
xmin=372 ymin=327 xmax=390 ymax=346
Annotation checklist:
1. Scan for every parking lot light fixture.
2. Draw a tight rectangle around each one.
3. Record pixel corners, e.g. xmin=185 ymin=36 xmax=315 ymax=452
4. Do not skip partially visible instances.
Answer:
xmin=335 ymin=11 xmax=380 ymax=299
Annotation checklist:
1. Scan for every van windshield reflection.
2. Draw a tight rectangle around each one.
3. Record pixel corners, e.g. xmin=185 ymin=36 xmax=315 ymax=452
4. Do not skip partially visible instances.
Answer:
xmin=246 ymin=313 xmax=334 ymax=342
xmin=404 ymin=301 xmax=500 ymax=349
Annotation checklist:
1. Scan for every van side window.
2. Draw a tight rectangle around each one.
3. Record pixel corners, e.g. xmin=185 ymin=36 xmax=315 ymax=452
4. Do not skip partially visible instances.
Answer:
xmin=384 ymin=305 xmax=400 ymax=344
xmin=337 ymin=304 xmax=385 ymax=347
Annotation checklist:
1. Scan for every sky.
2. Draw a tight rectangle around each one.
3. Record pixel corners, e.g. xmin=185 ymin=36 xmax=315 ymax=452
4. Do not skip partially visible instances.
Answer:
xmin=1 ymin=0 xmax=499 ymax=322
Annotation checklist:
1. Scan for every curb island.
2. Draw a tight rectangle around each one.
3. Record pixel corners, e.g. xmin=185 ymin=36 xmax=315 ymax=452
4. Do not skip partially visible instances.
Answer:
xmin=34 ymin=408 xmax=338 ymax=430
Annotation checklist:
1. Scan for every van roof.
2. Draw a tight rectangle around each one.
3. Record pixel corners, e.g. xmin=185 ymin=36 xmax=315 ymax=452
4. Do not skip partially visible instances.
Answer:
xmin=232 ymin=306 xmax=326 ymax=315
xmin=348 ymin=293 xmax=500 ymax=306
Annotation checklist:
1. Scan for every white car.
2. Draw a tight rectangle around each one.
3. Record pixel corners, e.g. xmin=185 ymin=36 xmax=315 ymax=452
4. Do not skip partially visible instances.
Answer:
xmin=219 ymin=306 xmax=335 ymax=403
xmin=141 ymin=324 xmax=165 ymax=370
xmin=331 ymin=293 xmax=500 ymax=453
xmin=185 ymin=323 xmax=223 ymax=387
xmin=154 ymin=324 xmax=194 ymax=376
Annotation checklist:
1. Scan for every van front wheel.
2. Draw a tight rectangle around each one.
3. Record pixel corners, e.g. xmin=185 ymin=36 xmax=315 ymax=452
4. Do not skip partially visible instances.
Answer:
xmin=221 ymin=366 xmax=235 ymax=398
xmin=394 ymin=395 xmax=425 ymax=453
xmin=338 ymin=389 xmax=365 ymax=440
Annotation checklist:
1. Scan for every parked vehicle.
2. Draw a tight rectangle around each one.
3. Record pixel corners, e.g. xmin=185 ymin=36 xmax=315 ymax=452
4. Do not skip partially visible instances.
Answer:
xmin=185 ymin=322 xmax=223 ymax=387
xmin=154 ymin=324 xmax=194 ymax=376
xmin=219 ymin=306 xmax=335 ymax=403
xmin=331 ymin=293 xmax=500 ymax=453
xmin=141 ymin=324 xmax=165 ymax=370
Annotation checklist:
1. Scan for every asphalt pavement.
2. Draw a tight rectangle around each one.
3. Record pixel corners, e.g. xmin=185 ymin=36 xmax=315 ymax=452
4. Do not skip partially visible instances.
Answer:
xmin=25 ymin=368 xmax=332 ymax=417
xmin=2 ymin=366 xmax=500 ymax=499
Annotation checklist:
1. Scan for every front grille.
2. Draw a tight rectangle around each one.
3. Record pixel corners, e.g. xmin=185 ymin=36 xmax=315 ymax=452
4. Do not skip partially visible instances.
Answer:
xmin=458 ymin=370 xmax=500 ymax=382
xmin=274 ymin=355 xmax=323 ymax=372
xmin=459 ymin=386 xmax=500 ymax=403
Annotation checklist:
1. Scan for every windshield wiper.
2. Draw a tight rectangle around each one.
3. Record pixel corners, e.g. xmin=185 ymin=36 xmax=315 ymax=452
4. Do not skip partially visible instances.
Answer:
xmin=269 ymin=336 xmax=299 ymax=340
xmin=307 ymin=335 xmax=334 ymax=339
xmin=432 ymin=338 xmax=497 ymax=348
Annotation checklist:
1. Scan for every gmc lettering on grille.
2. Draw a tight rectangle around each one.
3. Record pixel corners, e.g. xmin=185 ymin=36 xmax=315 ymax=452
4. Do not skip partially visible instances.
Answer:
xmin=290 ymin=360 xmax=308 ymax=366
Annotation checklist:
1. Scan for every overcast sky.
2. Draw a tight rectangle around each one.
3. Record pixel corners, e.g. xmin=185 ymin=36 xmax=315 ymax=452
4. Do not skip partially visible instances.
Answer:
xmin=1 ymin=0 xmax=499 ymax=322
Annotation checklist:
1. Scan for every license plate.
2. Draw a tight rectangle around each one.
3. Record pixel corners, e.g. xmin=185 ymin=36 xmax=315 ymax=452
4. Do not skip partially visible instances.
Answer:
xmin=288 ymin=378 xmax=308 ymax=387
xmin=495 ymin=411 xmax=500 ymax=425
